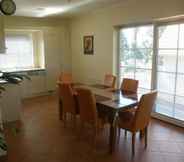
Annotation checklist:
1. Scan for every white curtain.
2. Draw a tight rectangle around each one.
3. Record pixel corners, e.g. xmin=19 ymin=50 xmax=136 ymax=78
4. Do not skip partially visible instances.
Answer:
xmin=0 ymin=32 xmax=34 ymax=70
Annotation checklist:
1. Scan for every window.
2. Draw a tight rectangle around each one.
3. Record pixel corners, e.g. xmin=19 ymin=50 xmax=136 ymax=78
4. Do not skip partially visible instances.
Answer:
xmin=156 ymin=23 xmax=184 ymax=121
xmin=119 ymin=25 xmax=153 ymax=93
xmin=118 ymin=21 xmax=184 ymax=122
xmin=0 ymin=30 xmax=44 ymax=71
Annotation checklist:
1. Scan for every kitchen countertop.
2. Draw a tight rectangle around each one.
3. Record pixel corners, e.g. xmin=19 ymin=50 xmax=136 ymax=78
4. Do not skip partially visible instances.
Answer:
xmin=0 ymin=79 xmax=7 ymax=85
xmin=1 ymin=67 xmax=45 ymax=73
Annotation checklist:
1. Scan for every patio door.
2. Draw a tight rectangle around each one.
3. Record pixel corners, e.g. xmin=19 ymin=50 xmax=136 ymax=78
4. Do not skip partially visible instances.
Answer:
xmin=155 ymin=22 xmax=184 ymax=122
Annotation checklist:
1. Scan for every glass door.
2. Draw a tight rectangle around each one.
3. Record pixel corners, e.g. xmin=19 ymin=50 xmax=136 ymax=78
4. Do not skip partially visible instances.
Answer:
xmin=156 ymin=23 xmax=184 ymax=121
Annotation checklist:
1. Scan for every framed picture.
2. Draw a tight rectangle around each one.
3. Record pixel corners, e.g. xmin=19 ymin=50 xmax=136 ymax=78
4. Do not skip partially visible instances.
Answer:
xmin=83 ymin=35 xmax=94 ymax=54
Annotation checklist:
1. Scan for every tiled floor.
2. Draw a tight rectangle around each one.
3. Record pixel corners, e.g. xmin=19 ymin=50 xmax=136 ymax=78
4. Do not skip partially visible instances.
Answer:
xmin=0 ymin=95 xmax=184 ymax=162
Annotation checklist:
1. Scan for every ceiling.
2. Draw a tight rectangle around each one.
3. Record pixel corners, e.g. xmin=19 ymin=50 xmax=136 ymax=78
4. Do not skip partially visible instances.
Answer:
xmin=13 ymin=0 xmax=125 ymax=18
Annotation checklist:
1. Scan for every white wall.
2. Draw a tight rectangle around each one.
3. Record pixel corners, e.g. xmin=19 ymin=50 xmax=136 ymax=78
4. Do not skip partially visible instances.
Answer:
xmin=70 ymin=0 xmax=184 ymax=85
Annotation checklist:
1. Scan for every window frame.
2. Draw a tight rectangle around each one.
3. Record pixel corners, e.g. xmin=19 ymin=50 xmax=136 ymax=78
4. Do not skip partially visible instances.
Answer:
xmin=1 ymin=29 xmax=45 ymax=72
xmin=118 ymin=23 xmax=155 ymax=92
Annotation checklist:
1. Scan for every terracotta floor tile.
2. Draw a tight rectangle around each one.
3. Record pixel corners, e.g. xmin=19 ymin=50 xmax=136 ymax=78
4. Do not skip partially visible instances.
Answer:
xmin=0 ymin=95 xmax=184 ymax=162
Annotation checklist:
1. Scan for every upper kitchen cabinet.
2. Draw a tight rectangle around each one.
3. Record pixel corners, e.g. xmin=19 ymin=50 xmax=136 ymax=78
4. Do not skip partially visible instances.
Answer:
xmin=0 ymin=15 xmax=5 ymax=54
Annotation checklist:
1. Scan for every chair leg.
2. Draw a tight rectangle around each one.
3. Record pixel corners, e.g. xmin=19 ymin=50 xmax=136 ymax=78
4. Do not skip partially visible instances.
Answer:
xmin=117 ymin=127 xmax=121 ymax=143
xmin=73 ymin=115 xmax=77 ymax=130
xmin=132 ymin=132 xmax=135 ymax=156
xmin=92 ymin=125 xmax=98 ymax=150
xmin=125 ymin=130 xmax=127 ymax=137
xmin=140 ymin=129 xmax=145 ymax=139
xmin=79 ymin=122 xmax=84 ymax=140
xmin=63 ymin=113 xmax=67 ymax=128
xmin=144 ymin=127 xmax=148 ymax=148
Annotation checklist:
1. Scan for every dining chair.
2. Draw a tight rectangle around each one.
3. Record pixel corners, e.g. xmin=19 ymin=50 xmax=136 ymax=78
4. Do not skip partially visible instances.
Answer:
xmin=104 ymin=74 xmax=116 ymax=88
xmin=59 ymin=83 xmax=78 ymax=128
xmin=76 ymin=88 xmax=107 ymax=146
xmin=119 ymin=78 xmax=139 ymax=136
xmin=121 ymin=78 xmax=139 ymax=94
xmin=117 ymin=91 xmax=157 ymax=155
xmin=58 ymin=72 xmax=73 ymax=84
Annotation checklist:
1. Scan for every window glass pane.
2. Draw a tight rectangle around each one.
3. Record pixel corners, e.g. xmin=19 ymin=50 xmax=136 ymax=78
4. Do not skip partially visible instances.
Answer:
xmin=136 ymin=26 xmax=153 ymax=48
xmin=120 ymin=49 xmax=135 ymax=67
xmin=136 ymin=49 xmax=152 ymax=69
xmin=179 ymin=24 xmax=184 ymax=49
xmin=138 ymin=88 xmax=150 ymax=94
xmin=120 ymin=66 xmax=134 ymax=79
xmin=158 ymin=25 xmax=178 ymax=49
xmin=157 ymin=72 xmax=175 ymax=94
xmin=135 ymin=69 xmax=151 ymax=89
xmin=177 ymin=50 xmax=184 ymax=74
xmin=156 ymin=23 xmax=184 ymax=121
xmin=175 ymin=96 xmax=184 ymax=121
xmin=120 ymin=28 xmax=135 ymax=49
xmin=156 ymin=93 xmax=174 ymax=117
xmin=157 ymin=50 xmax=177 ymax=72
xmin=119 ymin=25 xmax=153 ymax=91
xmin=176 ymin=74 xmax=184 ymax=97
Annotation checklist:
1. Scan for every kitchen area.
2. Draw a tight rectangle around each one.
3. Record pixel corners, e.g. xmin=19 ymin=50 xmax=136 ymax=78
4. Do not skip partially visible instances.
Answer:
xmin=0 ymin=1 xmax=69 ymax=157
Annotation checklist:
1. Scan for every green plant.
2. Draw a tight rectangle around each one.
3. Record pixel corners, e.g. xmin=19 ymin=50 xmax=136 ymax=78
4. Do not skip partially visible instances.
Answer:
xmin=0 ymin=132 xmax=7 ymax=152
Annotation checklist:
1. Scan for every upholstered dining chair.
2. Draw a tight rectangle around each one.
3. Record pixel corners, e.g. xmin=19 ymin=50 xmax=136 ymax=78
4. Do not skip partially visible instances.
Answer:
xmin=121 ymin=78 xmax=139 ymax=94
xmin=119 ymin=78 xmax=139 ymax=136
xmin=59 ymin=83 xmax=78 ymax=127
xmin=117 ymin=91 xmax=157 ymax=155
xmin=119 ymin=78 xmax=139 ymax=134
xmin=58 ymin=72 xmax=73 ymax=84
xmin=76 ymin=88 xmax=107 ymax=146
xmin=104 ymin=74 xmax=116 ymax=88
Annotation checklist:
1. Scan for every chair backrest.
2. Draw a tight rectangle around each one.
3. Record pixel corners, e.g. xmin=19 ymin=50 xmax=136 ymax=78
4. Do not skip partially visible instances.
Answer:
xmin=58 ymin=72 xmax=72 ymax=84
xmin=104 ymin=74 xmax=116 ymax=88
xmin=133 ymin=91 xmax=157 ymax=131
xmin=59 ymin=83 xmax=76 ymax=114
xmin=76 ymin=88 xmax=98 ymax=125
xmin=121 ymin=78 xmax=139 ymax=93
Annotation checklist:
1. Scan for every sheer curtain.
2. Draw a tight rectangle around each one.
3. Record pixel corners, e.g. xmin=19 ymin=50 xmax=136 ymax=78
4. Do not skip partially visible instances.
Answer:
xmin=0 ymin=32 xmax=34 ymax=71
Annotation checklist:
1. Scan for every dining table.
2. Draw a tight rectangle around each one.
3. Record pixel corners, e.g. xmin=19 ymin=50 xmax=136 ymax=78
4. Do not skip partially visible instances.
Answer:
xmin=58 ymin=83 xmax=140 ymax=153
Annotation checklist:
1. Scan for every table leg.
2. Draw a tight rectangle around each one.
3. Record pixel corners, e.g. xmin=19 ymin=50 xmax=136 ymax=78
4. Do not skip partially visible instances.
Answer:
xmin=109 ymin=123 xmax=116 ymax=153
xmin=59 ymin=99 xmax=63 ymax=120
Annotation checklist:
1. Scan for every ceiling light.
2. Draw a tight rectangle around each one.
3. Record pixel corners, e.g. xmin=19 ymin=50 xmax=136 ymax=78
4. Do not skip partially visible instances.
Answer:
xmin=36 ymin=7 xmax=46 ymax=11
xmin=37 ymin=7 xmax=67 ymax=17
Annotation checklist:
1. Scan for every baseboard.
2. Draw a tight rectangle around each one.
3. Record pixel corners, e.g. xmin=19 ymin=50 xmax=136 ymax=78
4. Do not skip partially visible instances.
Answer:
xmin=151 ymin=112 xmax=184 ymax=128
xmin=22 ymin=90 xmax=56 ymax=99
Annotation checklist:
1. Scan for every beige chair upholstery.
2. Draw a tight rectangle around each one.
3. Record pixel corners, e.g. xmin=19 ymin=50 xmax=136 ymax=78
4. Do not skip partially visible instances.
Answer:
xmin=58 ymin=72 xmax=73 ymax=84
xmin=121 ymin=78 xmax=138 ymax=93
xmin=104 ymin=74 xmax=116 ymax=88
xmin=117 ymin=91 xmax=157 ymax=155
xmin=119 ymin=78 xmax=139 ymax=116
xmin=76 ymin=88 xmax=107 ymax=146
xmin=59 ymin=83 xmax=78 ymax=127
xmin=119 ymin=78 xmax=139 ymax=118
